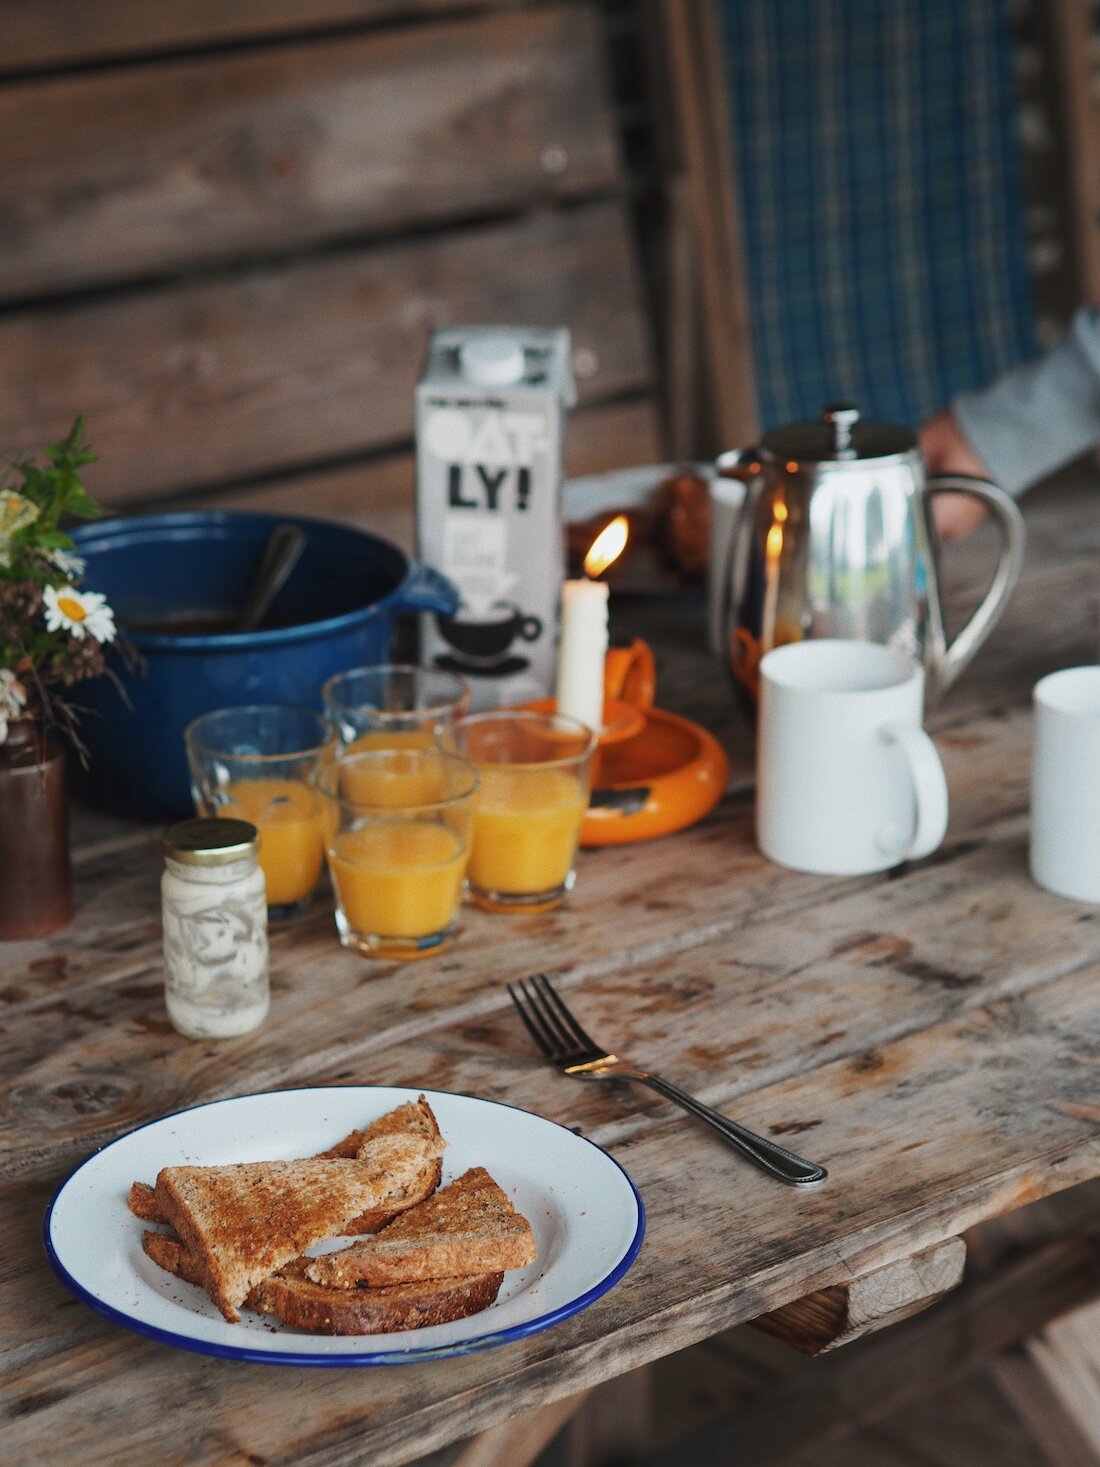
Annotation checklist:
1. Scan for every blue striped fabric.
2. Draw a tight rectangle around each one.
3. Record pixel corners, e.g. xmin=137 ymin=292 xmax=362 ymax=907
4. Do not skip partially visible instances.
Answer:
xmin=717 ymin=0 xmax=1037 ymax=430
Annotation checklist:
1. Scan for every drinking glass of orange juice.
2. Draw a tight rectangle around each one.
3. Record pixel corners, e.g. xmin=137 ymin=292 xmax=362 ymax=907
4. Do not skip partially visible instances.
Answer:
xmin=315 ymin=748 xmax=478 ymax=960
xmin=322 ymin=665 xmax=469 ymax=753
xmin=441 ymin=710 xmax=597 ymax=913
xmin=184 ymin=705 xmax=333 ymax=917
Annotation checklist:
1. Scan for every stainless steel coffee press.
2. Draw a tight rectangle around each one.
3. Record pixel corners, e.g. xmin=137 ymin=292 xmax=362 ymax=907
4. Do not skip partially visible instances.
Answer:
xmin=716 ymin=403 xmax=1026 ymax=701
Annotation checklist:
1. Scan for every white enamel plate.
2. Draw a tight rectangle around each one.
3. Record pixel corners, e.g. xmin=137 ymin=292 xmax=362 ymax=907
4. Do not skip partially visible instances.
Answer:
xmin=44 ymin=1086 xmax=645 ymax=1366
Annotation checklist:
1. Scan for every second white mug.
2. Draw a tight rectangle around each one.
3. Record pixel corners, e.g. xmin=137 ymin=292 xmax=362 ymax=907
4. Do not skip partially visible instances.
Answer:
xmin=1031 ymin=666 xmax=1100 ymax=903
xmin=757 ymin=640 xmax=949 ymax=875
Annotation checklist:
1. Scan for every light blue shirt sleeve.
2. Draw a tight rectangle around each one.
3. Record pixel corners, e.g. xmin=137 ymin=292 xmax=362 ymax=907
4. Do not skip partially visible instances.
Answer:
xmin=952 ymin=307 xmax=1100 ymax=496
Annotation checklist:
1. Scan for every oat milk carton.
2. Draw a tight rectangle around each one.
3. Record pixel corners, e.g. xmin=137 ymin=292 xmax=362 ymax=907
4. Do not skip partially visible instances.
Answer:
xmin=416 ymin=327 xmax=575 ymax=709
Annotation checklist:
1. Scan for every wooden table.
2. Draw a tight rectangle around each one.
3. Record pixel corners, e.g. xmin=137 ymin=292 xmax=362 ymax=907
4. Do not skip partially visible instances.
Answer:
xmin=4 ymin=471 xmax=1100 ymax=1467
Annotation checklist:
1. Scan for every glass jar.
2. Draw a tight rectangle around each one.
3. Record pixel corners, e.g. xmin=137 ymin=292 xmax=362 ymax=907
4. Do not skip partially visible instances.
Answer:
xmin=161 ymin=817 xmax=269 ymax=1039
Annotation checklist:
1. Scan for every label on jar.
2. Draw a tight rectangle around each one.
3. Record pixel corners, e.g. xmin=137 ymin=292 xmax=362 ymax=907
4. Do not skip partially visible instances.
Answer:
xmin=162 ymin=856 xmax=270 ymax=1039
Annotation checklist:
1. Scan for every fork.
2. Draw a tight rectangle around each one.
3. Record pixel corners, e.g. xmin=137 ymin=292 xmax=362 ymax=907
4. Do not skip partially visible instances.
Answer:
xmin=508 ymin=973 xmax=827 ymax=1187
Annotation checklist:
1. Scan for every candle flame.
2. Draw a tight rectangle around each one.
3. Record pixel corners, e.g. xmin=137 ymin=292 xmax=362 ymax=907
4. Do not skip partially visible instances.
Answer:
xmin=584 ymin=515 xmax=629 ymax=577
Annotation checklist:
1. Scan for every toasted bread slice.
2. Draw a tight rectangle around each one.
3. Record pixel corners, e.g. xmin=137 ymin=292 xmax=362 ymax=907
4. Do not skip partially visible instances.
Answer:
xmin=128 ymin=1180 xmax=162 ymax=1222
xmin=338 ymin=1096 xmax=446 ymax=1231
xmin=250 ymin=1258 xmax=504 ymax=1335
xmin=143 ymin=1230 xmax=502 ymax=1336
xmin=155 ymin=1132 xmax=438 ymax=1321
xmin=317 ymin=1096 xmax=445 ymax=1162
xmin=129 ymin=1096 xmax=445 ymax=1234
xmin=305 ymin=1167 xmax=537 ymax=1289
xmin=142 ymin=1229 xmax=206 ymax=1288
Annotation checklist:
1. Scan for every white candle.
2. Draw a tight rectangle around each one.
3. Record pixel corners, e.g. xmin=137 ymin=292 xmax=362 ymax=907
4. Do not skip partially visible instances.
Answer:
xmin=555 ymin=578 xmax=609 ymax=733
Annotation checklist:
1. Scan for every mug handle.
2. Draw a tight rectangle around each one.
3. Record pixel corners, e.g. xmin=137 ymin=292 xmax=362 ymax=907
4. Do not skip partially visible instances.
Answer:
xmin=876 ymin=722 xmax=949 ymax=861
xmin=925 ymin=476 xmax=1026 ymax=698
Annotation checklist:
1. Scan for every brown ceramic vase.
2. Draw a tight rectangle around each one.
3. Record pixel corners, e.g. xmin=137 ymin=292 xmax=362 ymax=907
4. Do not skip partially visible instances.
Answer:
xmin=0 ymin=719 xmax=75 ymax=939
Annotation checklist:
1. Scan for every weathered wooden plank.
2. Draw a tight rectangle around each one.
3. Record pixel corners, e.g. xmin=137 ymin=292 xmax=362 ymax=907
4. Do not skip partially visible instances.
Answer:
xmin=752 ymin=1237 xmax=967 ymax=1356
xmin=990 ymin=1349 xmax=1100 ymax=1467
xmin=0 ymin=695 xmax=1054 ymax=1187
xmin=560 ymin=1368 xmax=655 ymax=1466
xmin=0 ymin=200 xmax=652 ymax=506
xmin=1022 ymin=1300 xmax=1100 ymax=1455
xmin=0 ymin=0 xmax=520 ymax=73
xmin=656 ymin=0 xmax=759 ymax=447
xmin=190 ymin=398 xmax=666 ymax=551
xmin=450 ymin=1392 xmax=590 ymax=1467
xmin=1047 ymin=0 xmax=1100 ymax=307
xmin=7 ymin=673 xmax=1094 ymax=1205
xmin=4 ymin=793 xmax=1098 ymax=1318
xmin=1 ymin=502 xmax=1094 ymax=1190
xmin=650 ymin=1327 xmax=1053 ymax=1467
xmin=6 ymin=968 xmax=1100 ymax=1466
xmin=0 ymin=6 xmax=619 ymax=298
xmin=641 ymin=1231 xmax=1100 ymax=1467
xmin=4 ymin=470 xmax=1100 ymax=1466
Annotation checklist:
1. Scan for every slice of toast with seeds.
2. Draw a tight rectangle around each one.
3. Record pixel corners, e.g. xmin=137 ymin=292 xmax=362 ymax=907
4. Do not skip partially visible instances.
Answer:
xmin=129 ymin=1096 xmax=445 ymax=1235
xmin=152 ymin=1130 xmax=440 ymax=1321
xmin=142 ymin=1232 xmax=503 ymax=1335
xmin=305 ymin=1167 xmax=536 ymax=1290
xmin=250 ymin=1259 xmax=504 ymax=1335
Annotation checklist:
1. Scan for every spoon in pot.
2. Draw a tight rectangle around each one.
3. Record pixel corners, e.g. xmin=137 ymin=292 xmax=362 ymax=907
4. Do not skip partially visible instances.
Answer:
xmin=234 ymin=524 xmax=306 ymax=632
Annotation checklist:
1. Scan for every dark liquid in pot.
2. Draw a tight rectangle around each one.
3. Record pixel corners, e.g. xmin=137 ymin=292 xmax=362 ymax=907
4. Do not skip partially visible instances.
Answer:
xmin=127 ymin=607 xmax=317 ymax=635
xmin=126 ymin=611 xmax=238 ymax=636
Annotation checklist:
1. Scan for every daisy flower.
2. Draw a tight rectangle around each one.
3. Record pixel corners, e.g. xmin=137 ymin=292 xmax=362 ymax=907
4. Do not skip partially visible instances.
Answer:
xmin=48 ymin=547 xmax=87 ymax=578
xmin=43 ymin=584 xmax=117 ymax=644
xmin=0 ymin=488 xmax=38 ymax=568
xmin=0 ymin=489 xmax=38 ymax=541
xmin=0 ymin=668 xmax=27 ymax=744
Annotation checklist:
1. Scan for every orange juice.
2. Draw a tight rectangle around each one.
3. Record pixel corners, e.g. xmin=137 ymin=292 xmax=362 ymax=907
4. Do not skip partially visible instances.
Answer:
xmin=339 ymin=741 xmax=445 ymax=807
xmin=329 ymin=821 xmax=466 ymax=938
xmin=221 ymin=778 xmax=325 ymax=907
xmin=468 ymin=767 xmax=586 ymax=895
xmin=346 ymin=730 xmax=434 ymax=754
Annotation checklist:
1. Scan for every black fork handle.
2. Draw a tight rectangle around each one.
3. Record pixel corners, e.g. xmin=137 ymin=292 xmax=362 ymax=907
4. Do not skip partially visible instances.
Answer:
xmin=625 ymin=1069 xmax=827 ymax=1187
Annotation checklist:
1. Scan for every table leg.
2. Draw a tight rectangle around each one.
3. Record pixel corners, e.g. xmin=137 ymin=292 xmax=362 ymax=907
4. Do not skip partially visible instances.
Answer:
xmin=449 ymin=1390 xmax=591 ymax=1467
xmin=992 ymin=1300 xmax=1100 ymax=1466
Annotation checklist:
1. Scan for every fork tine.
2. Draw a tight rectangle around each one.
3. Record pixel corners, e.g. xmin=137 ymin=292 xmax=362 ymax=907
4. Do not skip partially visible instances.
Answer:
xmin=521 ymin=975 xmax=577 ymax=1055
xmin=507 ymin=980 xmax=557 ymax=1059
xmin=532 ymin=972 xmax=601 ymax=1052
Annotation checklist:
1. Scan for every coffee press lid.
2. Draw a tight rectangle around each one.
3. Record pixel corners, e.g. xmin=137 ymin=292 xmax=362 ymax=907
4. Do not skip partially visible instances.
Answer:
xmin=761 ymin=403 xmax=916 ymax=464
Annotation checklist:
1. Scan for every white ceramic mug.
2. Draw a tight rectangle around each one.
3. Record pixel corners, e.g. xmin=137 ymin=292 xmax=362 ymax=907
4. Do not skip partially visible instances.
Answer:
xmin=1031 ymin=666 xmax=1100 ymax=902
xmin=757 ymin=640 xmax=949 ymax=875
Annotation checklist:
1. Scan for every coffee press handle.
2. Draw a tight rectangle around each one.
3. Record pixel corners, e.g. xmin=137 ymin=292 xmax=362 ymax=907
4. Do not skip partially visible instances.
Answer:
xmin=877 ymin=723 xmax=949 ymax=861
xmin=926 ymin=476 xmax=1027 ymax=698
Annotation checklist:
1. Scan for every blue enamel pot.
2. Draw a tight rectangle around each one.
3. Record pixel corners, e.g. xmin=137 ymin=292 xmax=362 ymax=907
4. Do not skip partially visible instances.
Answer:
xmin=71 ymin=511 xmax=458 ymax=819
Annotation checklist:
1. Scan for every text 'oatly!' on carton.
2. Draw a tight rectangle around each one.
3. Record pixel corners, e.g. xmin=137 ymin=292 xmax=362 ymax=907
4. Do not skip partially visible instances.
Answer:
xmin=416 ymin=327 xmax=576 ymax=710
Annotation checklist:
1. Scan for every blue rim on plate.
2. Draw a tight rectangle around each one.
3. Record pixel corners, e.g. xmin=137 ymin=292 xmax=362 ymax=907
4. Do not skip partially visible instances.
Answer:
xmin=43 ymin=1086 xmax=646 ymax=1367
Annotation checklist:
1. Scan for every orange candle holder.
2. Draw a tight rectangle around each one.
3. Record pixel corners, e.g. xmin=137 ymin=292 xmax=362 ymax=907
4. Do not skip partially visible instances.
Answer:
xmin=527 ymin=638 xmax=730 ymax=846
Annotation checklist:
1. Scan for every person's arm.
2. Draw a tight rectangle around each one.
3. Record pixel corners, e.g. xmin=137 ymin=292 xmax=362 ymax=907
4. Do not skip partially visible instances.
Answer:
xmin=917 ymin=410 xmax=995 ymax=540
xmin=920 ymin=307 xmax=1100 ymax=538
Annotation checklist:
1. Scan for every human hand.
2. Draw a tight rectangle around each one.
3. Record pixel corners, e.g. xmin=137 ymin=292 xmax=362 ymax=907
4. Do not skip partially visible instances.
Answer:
xmin=917 ymin=410 xmax=993 ymax=540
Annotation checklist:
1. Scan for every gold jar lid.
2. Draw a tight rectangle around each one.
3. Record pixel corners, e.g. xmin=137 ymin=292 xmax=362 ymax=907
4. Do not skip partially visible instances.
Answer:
xmin=162 ymin=817 xmax=258 ymax=865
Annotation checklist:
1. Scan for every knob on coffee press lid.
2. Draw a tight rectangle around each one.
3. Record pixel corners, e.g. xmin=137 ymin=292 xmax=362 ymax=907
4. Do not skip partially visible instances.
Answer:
xmin=760 ymin=402 xmax=915 ymax=464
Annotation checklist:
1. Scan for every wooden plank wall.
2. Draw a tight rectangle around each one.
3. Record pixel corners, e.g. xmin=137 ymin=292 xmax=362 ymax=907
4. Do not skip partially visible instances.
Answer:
xmin=0 ymin=0 xmax=663 ymax=535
